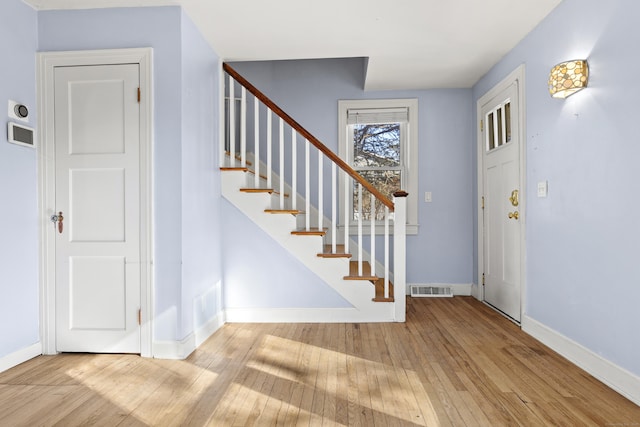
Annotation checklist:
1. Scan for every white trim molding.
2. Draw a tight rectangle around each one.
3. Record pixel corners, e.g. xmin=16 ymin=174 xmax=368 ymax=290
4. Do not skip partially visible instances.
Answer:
xmin=37 ymin=48 xmax=154 ymax=357
xmin=153 ymin=335 xmax=196 ymax=360
xmin=153 ymin=312 xmax=224 ymax=360
xmin=522 ymin=315 xmax=640 ymax=406
xmin=0 ymin=343 xmax=41 ymax=374
xmin=194 ymin=313 xmax=225 ymax=348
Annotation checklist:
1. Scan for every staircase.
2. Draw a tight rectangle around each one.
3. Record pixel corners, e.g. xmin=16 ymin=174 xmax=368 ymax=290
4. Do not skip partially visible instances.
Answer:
xmin=221 ymin=64 xmax=407 ymax=322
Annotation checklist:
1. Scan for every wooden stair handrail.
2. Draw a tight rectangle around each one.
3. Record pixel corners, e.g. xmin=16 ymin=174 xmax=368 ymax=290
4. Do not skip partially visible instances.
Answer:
xmin=223 ymin=63 xmax=395 ymax=211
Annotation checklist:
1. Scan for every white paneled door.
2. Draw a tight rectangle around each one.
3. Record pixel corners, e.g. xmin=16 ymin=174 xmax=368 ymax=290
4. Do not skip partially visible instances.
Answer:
xmin=482 ymin=81 xmax=522 ymax=322
xmin=54 ymin=64 xmax=141 ymax=353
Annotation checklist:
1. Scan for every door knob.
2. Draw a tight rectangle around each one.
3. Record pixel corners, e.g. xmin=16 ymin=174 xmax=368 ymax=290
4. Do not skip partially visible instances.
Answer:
xmin=51 ymin=211 xmax=64 ymax=233
xmin=508 ymin=211 xmax=519 ymax=220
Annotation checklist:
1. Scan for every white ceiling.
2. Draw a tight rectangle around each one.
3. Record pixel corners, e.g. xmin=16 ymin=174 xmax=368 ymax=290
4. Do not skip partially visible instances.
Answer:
xmin=24 ymin=0 xmax=563 ymax=90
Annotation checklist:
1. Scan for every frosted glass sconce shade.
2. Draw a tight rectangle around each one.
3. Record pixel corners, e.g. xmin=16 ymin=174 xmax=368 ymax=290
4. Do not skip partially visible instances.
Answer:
xmin=548 ymin=60 xmax=589 ymax=98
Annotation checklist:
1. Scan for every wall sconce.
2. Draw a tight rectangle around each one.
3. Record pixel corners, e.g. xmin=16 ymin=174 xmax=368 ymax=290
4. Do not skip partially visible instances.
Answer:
xmin=548 ymin=59 xmax=589 ymax=98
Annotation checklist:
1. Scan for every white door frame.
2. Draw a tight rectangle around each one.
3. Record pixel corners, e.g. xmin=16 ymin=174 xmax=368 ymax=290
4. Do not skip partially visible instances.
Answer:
xmin=476 ymin=64 xmax=527 ymax=321
xmin=37 ymin=48 xmax=154 ymax=357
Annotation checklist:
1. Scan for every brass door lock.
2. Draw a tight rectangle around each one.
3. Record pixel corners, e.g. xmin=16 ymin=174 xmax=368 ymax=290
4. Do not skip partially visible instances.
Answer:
xmin=509 ymin=189 xmax=519 ymax=207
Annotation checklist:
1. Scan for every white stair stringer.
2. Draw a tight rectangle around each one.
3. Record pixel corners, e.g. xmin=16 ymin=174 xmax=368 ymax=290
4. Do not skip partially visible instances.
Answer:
xmin=221 ymin=170 xmax=396 ymax=323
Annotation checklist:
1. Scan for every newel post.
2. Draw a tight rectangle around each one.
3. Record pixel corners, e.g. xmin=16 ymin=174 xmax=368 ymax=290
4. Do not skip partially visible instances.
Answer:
xmin=393 ymin=190 xmax=408 ymax=322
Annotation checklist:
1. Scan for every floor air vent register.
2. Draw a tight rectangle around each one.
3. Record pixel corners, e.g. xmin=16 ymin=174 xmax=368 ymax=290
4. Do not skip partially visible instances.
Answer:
xmin=410 ymin=285 xmax=453 ymax=298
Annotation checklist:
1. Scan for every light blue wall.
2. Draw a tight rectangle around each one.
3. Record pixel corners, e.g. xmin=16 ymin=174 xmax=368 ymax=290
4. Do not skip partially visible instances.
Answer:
xmin=179 ymin=10 xmax=223 ymax=337
xmin=473 ymin=0 xmax=640 ymax=376
xmin=0 ymin=0 xmax=39 ymax=360
xmin=229 ymin=58 xmax=474 ymax=286
xmin=39 ymin=7 xmax=223 ymax=343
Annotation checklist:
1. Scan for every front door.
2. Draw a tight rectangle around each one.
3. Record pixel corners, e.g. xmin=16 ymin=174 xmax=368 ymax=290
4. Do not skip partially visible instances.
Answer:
xmin=54 ymin=64 xmax=141 ymax=353
xmin=481 ymin=81 xmax=522 ymax=322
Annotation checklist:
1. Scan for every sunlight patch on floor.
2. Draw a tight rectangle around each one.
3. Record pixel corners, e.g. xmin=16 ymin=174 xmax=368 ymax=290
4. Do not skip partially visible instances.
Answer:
xmin=240 ymin=334 xmax=440 ymax=426
xmin=210 ymin=382 xmax=320 ymax=426
xmin=65 ymin=356 xmax=220 ymax=425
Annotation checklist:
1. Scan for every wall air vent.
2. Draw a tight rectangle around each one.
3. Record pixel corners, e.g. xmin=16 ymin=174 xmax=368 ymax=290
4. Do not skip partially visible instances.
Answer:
xmin=410 ymin=285 xmax=453 ymax=298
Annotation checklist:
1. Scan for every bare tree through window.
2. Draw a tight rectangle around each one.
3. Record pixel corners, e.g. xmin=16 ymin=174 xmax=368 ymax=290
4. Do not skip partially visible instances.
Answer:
xmin=352 ymin=123 xmax=401 ymax=221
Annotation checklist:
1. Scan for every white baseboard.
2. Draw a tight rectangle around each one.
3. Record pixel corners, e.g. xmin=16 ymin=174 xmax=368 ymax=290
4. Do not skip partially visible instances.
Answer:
xmin=0 ymin=342 xmax=41 ymax=374
xmin=153 ymin=312 xmax=225 ymax=360
xmin=153 ymin=334 xmax=195 ymax=360
xmin=406 ymin=283 xmax=472 ymax=296
xmin=522 ymin=315 xmax=640 ymax=406
xmin=225 ymin=307 xmax=395 ymax=323
xmin=470 ymin=282 xmax=480 ymax=299
xmin=194 ymin=312 xmax=225 ymax=348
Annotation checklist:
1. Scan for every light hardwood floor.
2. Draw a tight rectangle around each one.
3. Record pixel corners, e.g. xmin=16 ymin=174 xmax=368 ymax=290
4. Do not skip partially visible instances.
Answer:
xmin=1 ymin=297 xmax=639 ymax=426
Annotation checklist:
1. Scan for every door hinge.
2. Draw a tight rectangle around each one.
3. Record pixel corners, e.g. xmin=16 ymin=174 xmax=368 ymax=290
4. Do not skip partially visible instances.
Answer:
xmin=137 ymin=87 xmax=141 ymax=103
xmin=480 ymin=119 xmax=483 ymax=132
xmin=138 ymin=309 xmax=141 ymax=325
xmin=481 ymin=196 xmax=485 ymax=210
xmin=482 ymin=273 xmax=485 ymax=286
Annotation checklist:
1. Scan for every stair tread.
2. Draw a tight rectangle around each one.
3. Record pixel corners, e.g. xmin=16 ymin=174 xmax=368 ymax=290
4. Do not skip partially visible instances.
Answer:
xmin=318 ymin=244 xmax=352 ymax=258
xmin=240 ymin=188 xmax=274 ymax=193
xmin=291 ymin=228 xmax=327 ymax=236
xmin=265 ymin=209 xmax=304 ymax=215
xmin=239 ymin=187 xmax=290 ymax=198
xmin=372 ymin=297 xmax=395 ymax=302
xmin=220 ymin=166 xmax=248 ymax=172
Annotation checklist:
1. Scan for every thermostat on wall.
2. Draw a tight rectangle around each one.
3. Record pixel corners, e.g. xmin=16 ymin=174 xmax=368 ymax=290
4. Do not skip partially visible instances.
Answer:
xmin=8 ymin=122 xmax=35 ymax=148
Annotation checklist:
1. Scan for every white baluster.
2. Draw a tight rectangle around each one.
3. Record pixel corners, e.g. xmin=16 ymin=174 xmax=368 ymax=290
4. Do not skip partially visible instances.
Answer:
xmin=358 ymin=183 xmax=363 ymax=276
xmin=240 ymin=87 xmax=246 ymax=168
xmin=331 ymin=163 xmax=337 ymax=253
xmin=291 ymin=128 xmax=297 ymax=211
xmin=266 ymin=109 xmax=272 ymax=189
xmin=229 ymin=75 xmax=235 ymax=165
xmin=318 ymin=153 xmax=323 ymax=231
xmin=305 ymin=139 xmax=310 ymax=231
xmin=384 ymin=206 xmax=390 ymax=299
xmin=370 ymin=192 xmax=375 ymax=277
xmin=254 ymin=96 xmax=260 ymax=188
xmin=344 ymin=172 xmax=349 ymax=254
xmin=279 ymin=118 xmax=284 ymax=210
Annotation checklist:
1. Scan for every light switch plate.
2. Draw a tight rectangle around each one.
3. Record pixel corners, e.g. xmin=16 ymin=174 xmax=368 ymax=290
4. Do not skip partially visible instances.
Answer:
xmin=424 ymin=192 xmax=432 ymax=203
xmin=537 ymin=181 xmax=548 ymax=198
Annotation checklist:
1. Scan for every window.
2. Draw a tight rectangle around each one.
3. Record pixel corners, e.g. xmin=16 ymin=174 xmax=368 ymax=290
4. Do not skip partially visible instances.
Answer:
xmin=485 ymin=99 xmax=511 ymax=151
xmin=339 ymin=99 xmax=418 ymax=234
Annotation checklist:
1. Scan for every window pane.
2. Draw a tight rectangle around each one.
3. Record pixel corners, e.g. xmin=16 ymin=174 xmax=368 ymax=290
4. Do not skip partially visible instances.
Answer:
xmin=497 ymin=107 xmax=503 ymax=146
xmin=353 ymin=170 xmax=401 ymax=221
xmin=353 ymin=123 xmax=400 ymax=168
xmin=487 ymin=112 xmax=495 ymax=151
xmin=505 ymin=102 xmax=512 ymax=143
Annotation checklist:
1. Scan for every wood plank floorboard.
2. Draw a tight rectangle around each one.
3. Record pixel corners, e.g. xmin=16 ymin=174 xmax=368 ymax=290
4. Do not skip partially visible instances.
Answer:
xmin=1 ymin=297 xmax=639 ymax=426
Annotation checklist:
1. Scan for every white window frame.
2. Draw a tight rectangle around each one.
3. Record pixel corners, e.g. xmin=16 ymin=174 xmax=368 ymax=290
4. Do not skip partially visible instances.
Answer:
xmin=338 ymin=98 xmax=419 ymax=235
